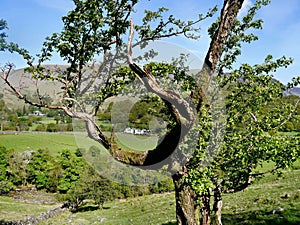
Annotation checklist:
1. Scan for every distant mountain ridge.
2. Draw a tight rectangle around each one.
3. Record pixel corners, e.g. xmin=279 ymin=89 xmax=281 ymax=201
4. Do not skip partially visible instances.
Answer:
xmin=1 ymin=65 xmax=299 ymax=110
xmin=284 ymin=87 xmax=300 ymax=96
xmin=0 ymin=65 xmax=64 ymax=109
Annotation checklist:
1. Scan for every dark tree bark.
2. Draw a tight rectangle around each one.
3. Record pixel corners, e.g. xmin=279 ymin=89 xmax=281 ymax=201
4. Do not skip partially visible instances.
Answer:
xmin=173 ymin=171 xmax=200 ymax=225
xmin=194 ymin=1 xmax=245 ymax=224
xmin=212 ymin=187 xmax=223 ymax=225
xmin=120 ymin=1 xmax=246 ymax=224
xmin=173 ymin=1 xmax=245 ymax=224
xmin=204 ymin=0 xmax=245 ymax=72
xmin=200 ymin=192 xmax=211 ymax=225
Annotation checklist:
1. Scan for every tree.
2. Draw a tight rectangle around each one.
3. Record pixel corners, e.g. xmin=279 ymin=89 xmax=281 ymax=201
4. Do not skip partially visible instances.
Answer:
xmin=1 ymin=1 xmax=300 ymax=224
xmin=57 ymin=150 xmax=85 ymax=193
xmin=64 ymin=166 xmax=117 ymax=211
xmin=0 ymin=19 xmax=11 ymax=52
xmin=26 ymin=149 xmax=60 ymax=190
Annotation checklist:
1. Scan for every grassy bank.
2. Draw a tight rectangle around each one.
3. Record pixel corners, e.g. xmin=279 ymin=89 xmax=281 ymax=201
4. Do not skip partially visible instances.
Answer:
xmin=0 ymin=195 xmax=60 ymax=222
xmin=1 ymin=170 xmax=299 ymax=225
xmin=222 ymin=169 xmax=300 ymax=225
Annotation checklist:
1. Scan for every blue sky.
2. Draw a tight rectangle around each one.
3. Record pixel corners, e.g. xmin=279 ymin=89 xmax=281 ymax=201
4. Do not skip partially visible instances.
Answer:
xmin=0 ymin=0 xmax=300 ymax=84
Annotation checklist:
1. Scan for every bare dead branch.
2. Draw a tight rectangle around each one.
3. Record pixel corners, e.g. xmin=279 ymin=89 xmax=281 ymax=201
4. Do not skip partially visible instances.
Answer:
xmin=0 ymin=63 xmax=14 ymax=80
xmin=127 ymin=19 xmax=134 ymax=65
xmin=249 ymin=112 xmax=257 ymax=122
xmin=191 ymin=0 xmax=244 ymax=113
xmin=205 ymin=0 xmax=244 ymax=72
xmin=127 ymin=19 xmax=196 ymax=126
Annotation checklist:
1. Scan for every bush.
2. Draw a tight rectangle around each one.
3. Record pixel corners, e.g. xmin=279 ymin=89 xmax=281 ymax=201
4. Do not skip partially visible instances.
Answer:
xmin=35 ymin=173 xmax=49 ymax=190
xmin=150 ymin=178 xmax=174 ymax=193
xmin=35 ymin=124 xmax=46 ymax=131
xmin=2 ymin=122 xmax=16 ymax=131
xmin=0 ymin=146 xmax=14 ymax=194
xmin=62 ymin=166 xmax=122 ymax=211
xmin=0 ymin=180 xmax=13 ymax=195
xmin=57 ymin=150 xmax=85 ymax=193
xmin=19 ymin=122 xmax=29 ymax=131
xmin=46 ymin=123 xmax=57 ymax=132
xmin=89 ymin=146 xmax=101 ymax=157
xmin=66 ymin=123 xmax=73 ymax=131
xmin=56 ymin=124 xmax=73 ymax=132
xmin=281 ymin=121 xmax=295 ymax=132
xmin=7 ymin=151 xmax=29 ymax=186
xmin=100 ymin=123 xmax=112 ymax=132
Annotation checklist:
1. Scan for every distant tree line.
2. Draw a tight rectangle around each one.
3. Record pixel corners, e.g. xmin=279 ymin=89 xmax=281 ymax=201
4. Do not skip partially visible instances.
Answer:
xmin=279 ymin=95 xmax=300 ymax=132
xmin=0 ymin=94 xmax=73 ymax=132
xmin=0 ymin=146 xmax=174 ymax=211
xmin=1 ymin=91 xmax=299 ymax=134
xmin=97 ymin=94 xmax=300 ymax=134
xmin=97 ymin=96 xmax=169 ymax=133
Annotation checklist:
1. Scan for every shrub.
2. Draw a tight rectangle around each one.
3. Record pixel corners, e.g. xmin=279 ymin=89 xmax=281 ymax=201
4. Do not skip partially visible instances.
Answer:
xmin=282 ymin=121 xmax=295 ymax=132
xmin=35 ymin=124 xmax=46 ymax=131
xmin=46 ymin=123 xmax=57 ymax=132
xmin=2 ymin=122 xmax=16 ymax=131
xmin=0 ymin=146 xmax=14 ymax=194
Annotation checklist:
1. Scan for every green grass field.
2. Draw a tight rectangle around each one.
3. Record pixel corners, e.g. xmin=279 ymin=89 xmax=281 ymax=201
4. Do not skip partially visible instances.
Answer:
xmin=0 ymin=132 xmax=299 ymax=224
xmin=114 ymin=133 xmax=158 ymax=151
xmin=0 ymin=133 xmax=97 ymax=154
xmin=0 ymin=132 xmax=159 ymax=155
xmin=222 ymin=169 xmax=300 ymax=225
xmin=0 ymin=169 xmax=299 ymax=225
xmin=0 ymin=195 xmax=60 ymax=222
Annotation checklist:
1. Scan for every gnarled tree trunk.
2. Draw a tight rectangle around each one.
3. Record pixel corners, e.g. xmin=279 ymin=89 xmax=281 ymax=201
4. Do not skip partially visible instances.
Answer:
xmin=200 ymin=192 xmax=211 ymax=225
xmin=212 ymin=187 xmax=223 ymax=225
xmin=173 ymin=172 xmax=200 ymax=225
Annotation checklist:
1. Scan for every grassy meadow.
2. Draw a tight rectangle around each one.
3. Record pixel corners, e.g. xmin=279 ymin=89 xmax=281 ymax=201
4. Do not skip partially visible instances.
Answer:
xmin=113 ymin=132 xmax=158 ymax=151
xmin=0 ymin=131 xmax=299 ymax=224
xmin=0 ymin=133 xmax=95 ymax=154
xmin=0 ymin=132 xmax=158 ymax=155
xmin=0 ymin=169 xmax=299 ymax=225
xmin=0 ymin=195 xmax=60 ymax=222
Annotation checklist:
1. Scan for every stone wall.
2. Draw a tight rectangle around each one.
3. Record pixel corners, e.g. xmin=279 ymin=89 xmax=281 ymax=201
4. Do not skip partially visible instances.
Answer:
xmin=0 ymin=205 xmax=67 ymax=225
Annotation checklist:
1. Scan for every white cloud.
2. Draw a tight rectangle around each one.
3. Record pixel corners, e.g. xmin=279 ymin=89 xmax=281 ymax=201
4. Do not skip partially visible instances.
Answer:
xmin=238 ymin=0 xmax=253 ymax=18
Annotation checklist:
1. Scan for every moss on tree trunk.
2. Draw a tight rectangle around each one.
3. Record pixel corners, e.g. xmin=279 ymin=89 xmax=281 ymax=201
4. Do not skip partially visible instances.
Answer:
xmin=173 ymin=172 xmax=201 ymax=225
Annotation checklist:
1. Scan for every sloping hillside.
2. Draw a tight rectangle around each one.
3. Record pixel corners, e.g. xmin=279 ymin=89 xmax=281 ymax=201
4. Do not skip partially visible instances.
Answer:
xmin=0 ymin=65 xmax=66 ymax=109
xmin=1 ymin=65 xmax=299 ymax=110
xmin=286 ymin=87 xmax=300 ymax=96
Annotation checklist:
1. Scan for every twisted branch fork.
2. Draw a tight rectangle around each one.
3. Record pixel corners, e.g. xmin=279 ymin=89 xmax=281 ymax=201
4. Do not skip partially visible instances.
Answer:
xmin=127 ymin=19 xmax=197 ymax=128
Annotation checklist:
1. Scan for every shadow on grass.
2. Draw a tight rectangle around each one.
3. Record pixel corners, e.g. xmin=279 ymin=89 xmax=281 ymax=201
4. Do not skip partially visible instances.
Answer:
xmin=161 ymin=208 xmax=300 ymax=225
xmin=0 ymin=220 xmax=18 ymax=225
xmin=76 ymin=205 xmax=111 ymax=213
xmin=222 ymin=208 xmax=300 ymax=225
